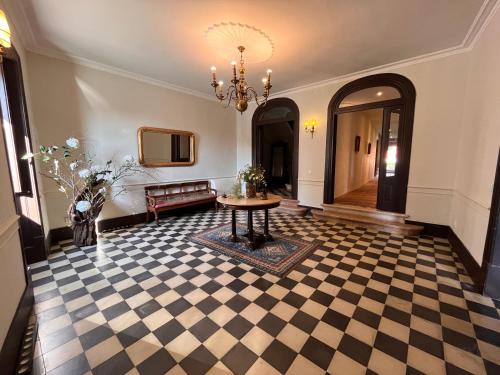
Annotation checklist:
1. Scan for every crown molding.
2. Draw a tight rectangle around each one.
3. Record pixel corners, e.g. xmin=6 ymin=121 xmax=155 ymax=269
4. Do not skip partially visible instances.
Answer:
xmin=3 ymin=0 xmax=218 ymax=102
xmin=462 ymin=0 xmax=499 ymax=47
xmin=5 ymin=0 xmax=499 ymax=102
xmin=3 ymin=0 xmax=35 ymax=49
xmin=271 ymin=46 xmax=468 ymax=97
xmin=269 ymin=0 xmax=499 ymax=98
xmin=28 ymin=46 xmax=218 ymax=102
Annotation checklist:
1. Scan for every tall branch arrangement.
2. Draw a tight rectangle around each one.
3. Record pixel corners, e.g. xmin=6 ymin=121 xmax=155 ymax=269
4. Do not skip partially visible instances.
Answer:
xmin=24 ymin=137 xmax=148 ymax=246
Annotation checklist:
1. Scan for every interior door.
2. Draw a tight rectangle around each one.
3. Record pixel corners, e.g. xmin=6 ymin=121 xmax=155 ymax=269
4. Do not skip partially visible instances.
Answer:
xmin=377 ymin=106 xmax=403 ymax=212
xmin=0 ymin=50 xmax=46 ymax=264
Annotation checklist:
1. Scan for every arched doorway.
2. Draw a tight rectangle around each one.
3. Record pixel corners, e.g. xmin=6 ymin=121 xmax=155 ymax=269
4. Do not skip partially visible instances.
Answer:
xmin=323 ymin=73 xmax=416 ymax=213
xmin=252 ymin=98 xmax=299 ymax=199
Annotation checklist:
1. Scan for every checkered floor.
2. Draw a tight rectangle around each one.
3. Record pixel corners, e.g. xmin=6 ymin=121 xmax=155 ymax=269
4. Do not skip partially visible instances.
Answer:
xmin=30 ymin=209 xmax=500 ymax=375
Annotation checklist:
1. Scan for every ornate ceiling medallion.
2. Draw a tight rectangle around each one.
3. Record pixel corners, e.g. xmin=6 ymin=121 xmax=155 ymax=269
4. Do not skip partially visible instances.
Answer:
xmin=205 ymin=22 xmax=274 ymax=63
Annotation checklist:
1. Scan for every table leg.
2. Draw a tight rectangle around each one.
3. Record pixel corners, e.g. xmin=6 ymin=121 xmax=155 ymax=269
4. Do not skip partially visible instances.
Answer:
xmin=230 ymin=210 xmax=238 ymax=242
xmin=247 ymin=210 xmax=256 ymax=249
xmin=264 ymin=208 xmax=273 ymax=241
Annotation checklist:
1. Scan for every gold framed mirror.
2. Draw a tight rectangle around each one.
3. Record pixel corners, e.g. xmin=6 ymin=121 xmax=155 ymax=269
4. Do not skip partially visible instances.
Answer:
xmin=137 ymin=127 xmax=195 ymax=167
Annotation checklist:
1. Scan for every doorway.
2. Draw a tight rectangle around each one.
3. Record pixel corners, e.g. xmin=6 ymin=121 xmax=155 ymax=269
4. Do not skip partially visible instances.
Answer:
xmin=0 ymin=47 xmax=46 ymax=264
xmin=333 ymin=108 xmax=383 ymax=208
xmin=324 ymin=74 xmax=416 ymax=213
xmin=252 ymin=98 xmax=299 ymax=199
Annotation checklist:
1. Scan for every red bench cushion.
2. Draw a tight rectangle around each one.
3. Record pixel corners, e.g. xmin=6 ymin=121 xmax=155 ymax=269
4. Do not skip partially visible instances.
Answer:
xmin=153 ymin=191 xmax=215 ymax=209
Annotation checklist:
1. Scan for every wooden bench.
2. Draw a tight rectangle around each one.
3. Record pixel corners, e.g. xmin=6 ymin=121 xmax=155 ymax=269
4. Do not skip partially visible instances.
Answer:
xmin=145 ymin=181 xmax=217 ymax=224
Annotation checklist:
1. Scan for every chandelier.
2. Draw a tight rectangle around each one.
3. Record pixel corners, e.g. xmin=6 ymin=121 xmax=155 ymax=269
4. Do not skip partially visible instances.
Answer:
xmin=209 ymin=46 xmax=272 ymax=113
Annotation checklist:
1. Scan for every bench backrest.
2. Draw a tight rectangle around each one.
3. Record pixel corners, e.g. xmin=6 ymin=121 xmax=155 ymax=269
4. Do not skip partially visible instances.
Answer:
xmin=145 ymin=181 xmax=210 ymax=198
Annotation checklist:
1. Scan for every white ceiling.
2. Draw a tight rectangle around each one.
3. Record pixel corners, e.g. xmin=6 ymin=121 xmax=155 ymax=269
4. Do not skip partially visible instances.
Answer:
xmin=6 ymin=0 xmax=492 ymax=97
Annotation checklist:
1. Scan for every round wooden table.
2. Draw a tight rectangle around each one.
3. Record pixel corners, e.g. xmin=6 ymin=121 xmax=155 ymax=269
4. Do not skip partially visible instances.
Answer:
xmin=216 ymin=194 xmax=281 ymax=249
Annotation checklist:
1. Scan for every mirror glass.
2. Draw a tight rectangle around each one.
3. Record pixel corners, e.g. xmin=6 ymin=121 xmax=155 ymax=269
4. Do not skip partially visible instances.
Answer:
xmin=138 ymin=127 xmax=195 ymax=167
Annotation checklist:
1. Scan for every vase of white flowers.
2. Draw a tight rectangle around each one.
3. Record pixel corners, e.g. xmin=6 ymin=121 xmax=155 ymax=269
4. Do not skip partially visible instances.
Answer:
xmin=24 ymin=137 xmax=145 ymax=247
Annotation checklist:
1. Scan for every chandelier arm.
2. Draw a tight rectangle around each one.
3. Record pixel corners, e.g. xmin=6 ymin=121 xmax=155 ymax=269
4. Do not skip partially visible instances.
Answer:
xmin=221 ymin=86 xmax=236 ymax=108
xmin=213 ymin=86 xmax=226 ymax=101
xmin=247 ymin=87 xmax=268 ymax=107
xmin=246 ymin=87 xmax=258 ymax=102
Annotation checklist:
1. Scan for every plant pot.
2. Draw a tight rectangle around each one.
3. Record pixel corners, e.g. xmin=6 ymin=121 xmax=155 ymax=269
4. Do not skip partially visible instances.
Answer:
xmin=68 ymin=192 xmax=104 ymax=247
xmin=72 ymin=220 xmax=97 ymax=247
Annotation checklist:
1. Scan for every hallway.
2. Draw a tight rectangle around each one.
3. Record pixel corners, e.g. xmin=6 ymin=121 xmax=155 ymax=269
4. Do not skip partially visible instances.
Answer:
xmin=334 ymin=180 xmax=378 ymax=208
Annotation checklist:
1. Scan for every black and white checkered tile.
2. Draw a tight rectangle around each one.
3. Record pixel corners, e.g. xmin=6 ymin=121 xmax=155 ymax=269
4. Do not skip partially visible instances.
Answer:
xmin=30 ymin=209 xmax=500 ymax=375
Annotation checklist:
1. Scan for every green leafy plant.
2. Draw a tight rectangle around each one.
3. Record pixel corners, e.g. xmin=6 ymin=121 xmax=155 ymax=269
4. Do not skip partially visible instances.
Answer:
xmin=237 ymin=164 xmax=265 ymax=184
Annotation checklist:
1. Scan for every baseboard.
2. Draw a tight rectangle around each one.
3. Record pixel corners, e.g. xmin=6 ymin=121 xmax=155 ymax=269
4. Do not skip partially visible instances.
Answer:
xmin=0 ymin=278 xmax=34 ymax=375
xmin=405 ymin=220 xmax=449 ymax=238
xmin=98 ymin=213 xmax=147 ymax=232
xmin=49 ymin=204 xmax=218 ymax=245
xmin=484 ymin=263 xmax=500 ymax=300
xmin=48 ymin=226 xmax=73 ymax=245
xmin=448 ymin=228 xmax=484 ymax=290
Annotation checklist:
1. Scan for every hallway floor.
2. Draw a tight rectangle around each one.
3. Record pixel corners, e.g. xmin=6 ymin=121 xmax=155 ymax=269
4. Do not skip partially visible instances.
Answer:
xmin=30 ymin=209 xmax=500 ymax=374
xmin=335 ymin=180 xmax=378 ymax=208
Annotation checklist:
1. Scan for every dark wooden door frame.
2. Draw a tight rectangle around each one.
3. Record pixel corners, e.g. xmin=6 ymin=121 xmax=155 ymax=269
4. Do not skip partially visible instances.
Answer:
xmin=252 ymin=98 xmax=299 ymax=200
xmin=482 ymin=147 xmax=500 ymax=299
xmin=1 ymin=46 xmax=47 ymax=263
xmin=323 ymin=73 xmax=416 ymax=213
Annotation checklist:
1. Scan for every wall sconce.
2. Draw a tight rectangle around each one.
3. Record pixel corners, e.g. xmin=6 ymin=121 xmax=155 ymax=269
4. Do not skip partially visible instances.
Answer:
xmin=304 ymin=118 xmax=318 ymax=138
xmin=0 ymin=10 xmax=11 ymax=63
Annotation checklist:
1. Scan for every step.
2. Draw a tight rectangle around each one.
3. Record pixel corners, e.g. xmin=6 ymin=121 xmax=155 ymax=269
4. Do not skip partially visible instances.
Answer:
xmin=280 ymin=199 xmax=300 ymax=206
xmin=311 ymin=209 xmax=423 ymax=236
xmin=276 ymin=205 xmax=308 ymax=217
xmin=322 ymin=203 xmax=407 ymax=224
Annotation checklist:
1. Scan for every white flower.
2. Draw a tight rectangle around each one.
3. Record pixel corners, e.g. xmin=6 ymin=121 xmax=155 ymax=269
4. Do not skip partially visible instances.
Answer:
xmin=96 ymin=173 xmax=104 ymax=180
xmin=98 ymin=187 xmax=106 ymax=194
xmin=103 ymin=173 xmax=114 ymax=182
xmin=90 ymin=165 xmax=102 ymax=172
xmin=75 ymin=200 xmax=91 ymax=213
xmin=69 ymin=162 xmax=78 ymax=171
xmin=78 ymin=169 xmax=90 ymax=178
xmin=123 ymin=155 xmax=134 ymax=163
xmin=66 ymin=138 xmax=79 ymax=149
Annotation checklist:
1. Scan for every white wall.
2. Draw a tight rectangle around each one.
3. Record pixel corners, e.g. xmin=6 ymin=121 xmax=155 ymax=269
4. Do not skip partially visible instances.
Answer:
xmin=0 ymin=0 xmax=27 ymax=348
xmin=450 ymin=8 xmax=500 ymax=264
xmin=238 ymin=52 xmax=469 ymax=224
xmin=26 ymin=52 xmax=237 ymax=229
xmin=334 ymin=110 xmax=381 ymax=198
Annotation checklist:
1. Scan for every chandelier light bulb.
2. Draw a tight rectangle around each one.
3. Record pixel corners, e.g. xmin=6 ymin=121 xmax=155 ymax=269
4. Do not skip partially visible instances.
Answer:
xmin=210 ymin=66 xmax=217 ymax=72
xmin=262 ymin=78 xmax=268 ymax=84
xmin=218 ymin=80 xmax=223 ymax=86
xmin=231 ymin=61 xmax=237 ymax=65
xmin=266 ymin=69 xmax=272 ymax=74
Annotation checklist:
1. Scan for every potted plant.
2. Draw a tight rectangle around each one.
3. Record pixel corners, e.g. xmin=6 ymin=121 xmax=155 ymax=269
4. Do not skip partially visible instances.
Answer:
xmin=237 ymin=164 xmax=265 ymax=198
xmin=23 ymin=138 xmax=146 ymax=247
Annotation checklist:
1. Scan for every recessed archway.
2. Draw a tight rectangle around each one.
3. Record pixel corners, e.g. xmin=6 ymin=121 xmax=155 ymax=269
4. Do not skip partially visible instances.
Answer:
xmin=323 ymin=73 xmax=416 ymax=213
xmin=252 ymin=98 xmax=299 ymax=200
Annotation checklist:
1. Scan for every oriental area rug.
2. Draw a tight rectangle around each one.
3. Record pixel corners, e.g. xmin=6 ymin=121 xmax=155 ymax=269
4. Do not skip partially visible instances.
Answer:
xmin=189 ymin=223 xmax=319 ymax=276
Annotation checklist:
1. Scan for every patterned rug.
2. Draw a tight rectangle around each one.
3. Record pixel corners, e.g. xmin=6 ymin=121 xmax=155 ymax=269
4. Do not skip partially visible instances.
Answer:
xmin=189 ymin=222 xmax=318 ymax=276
